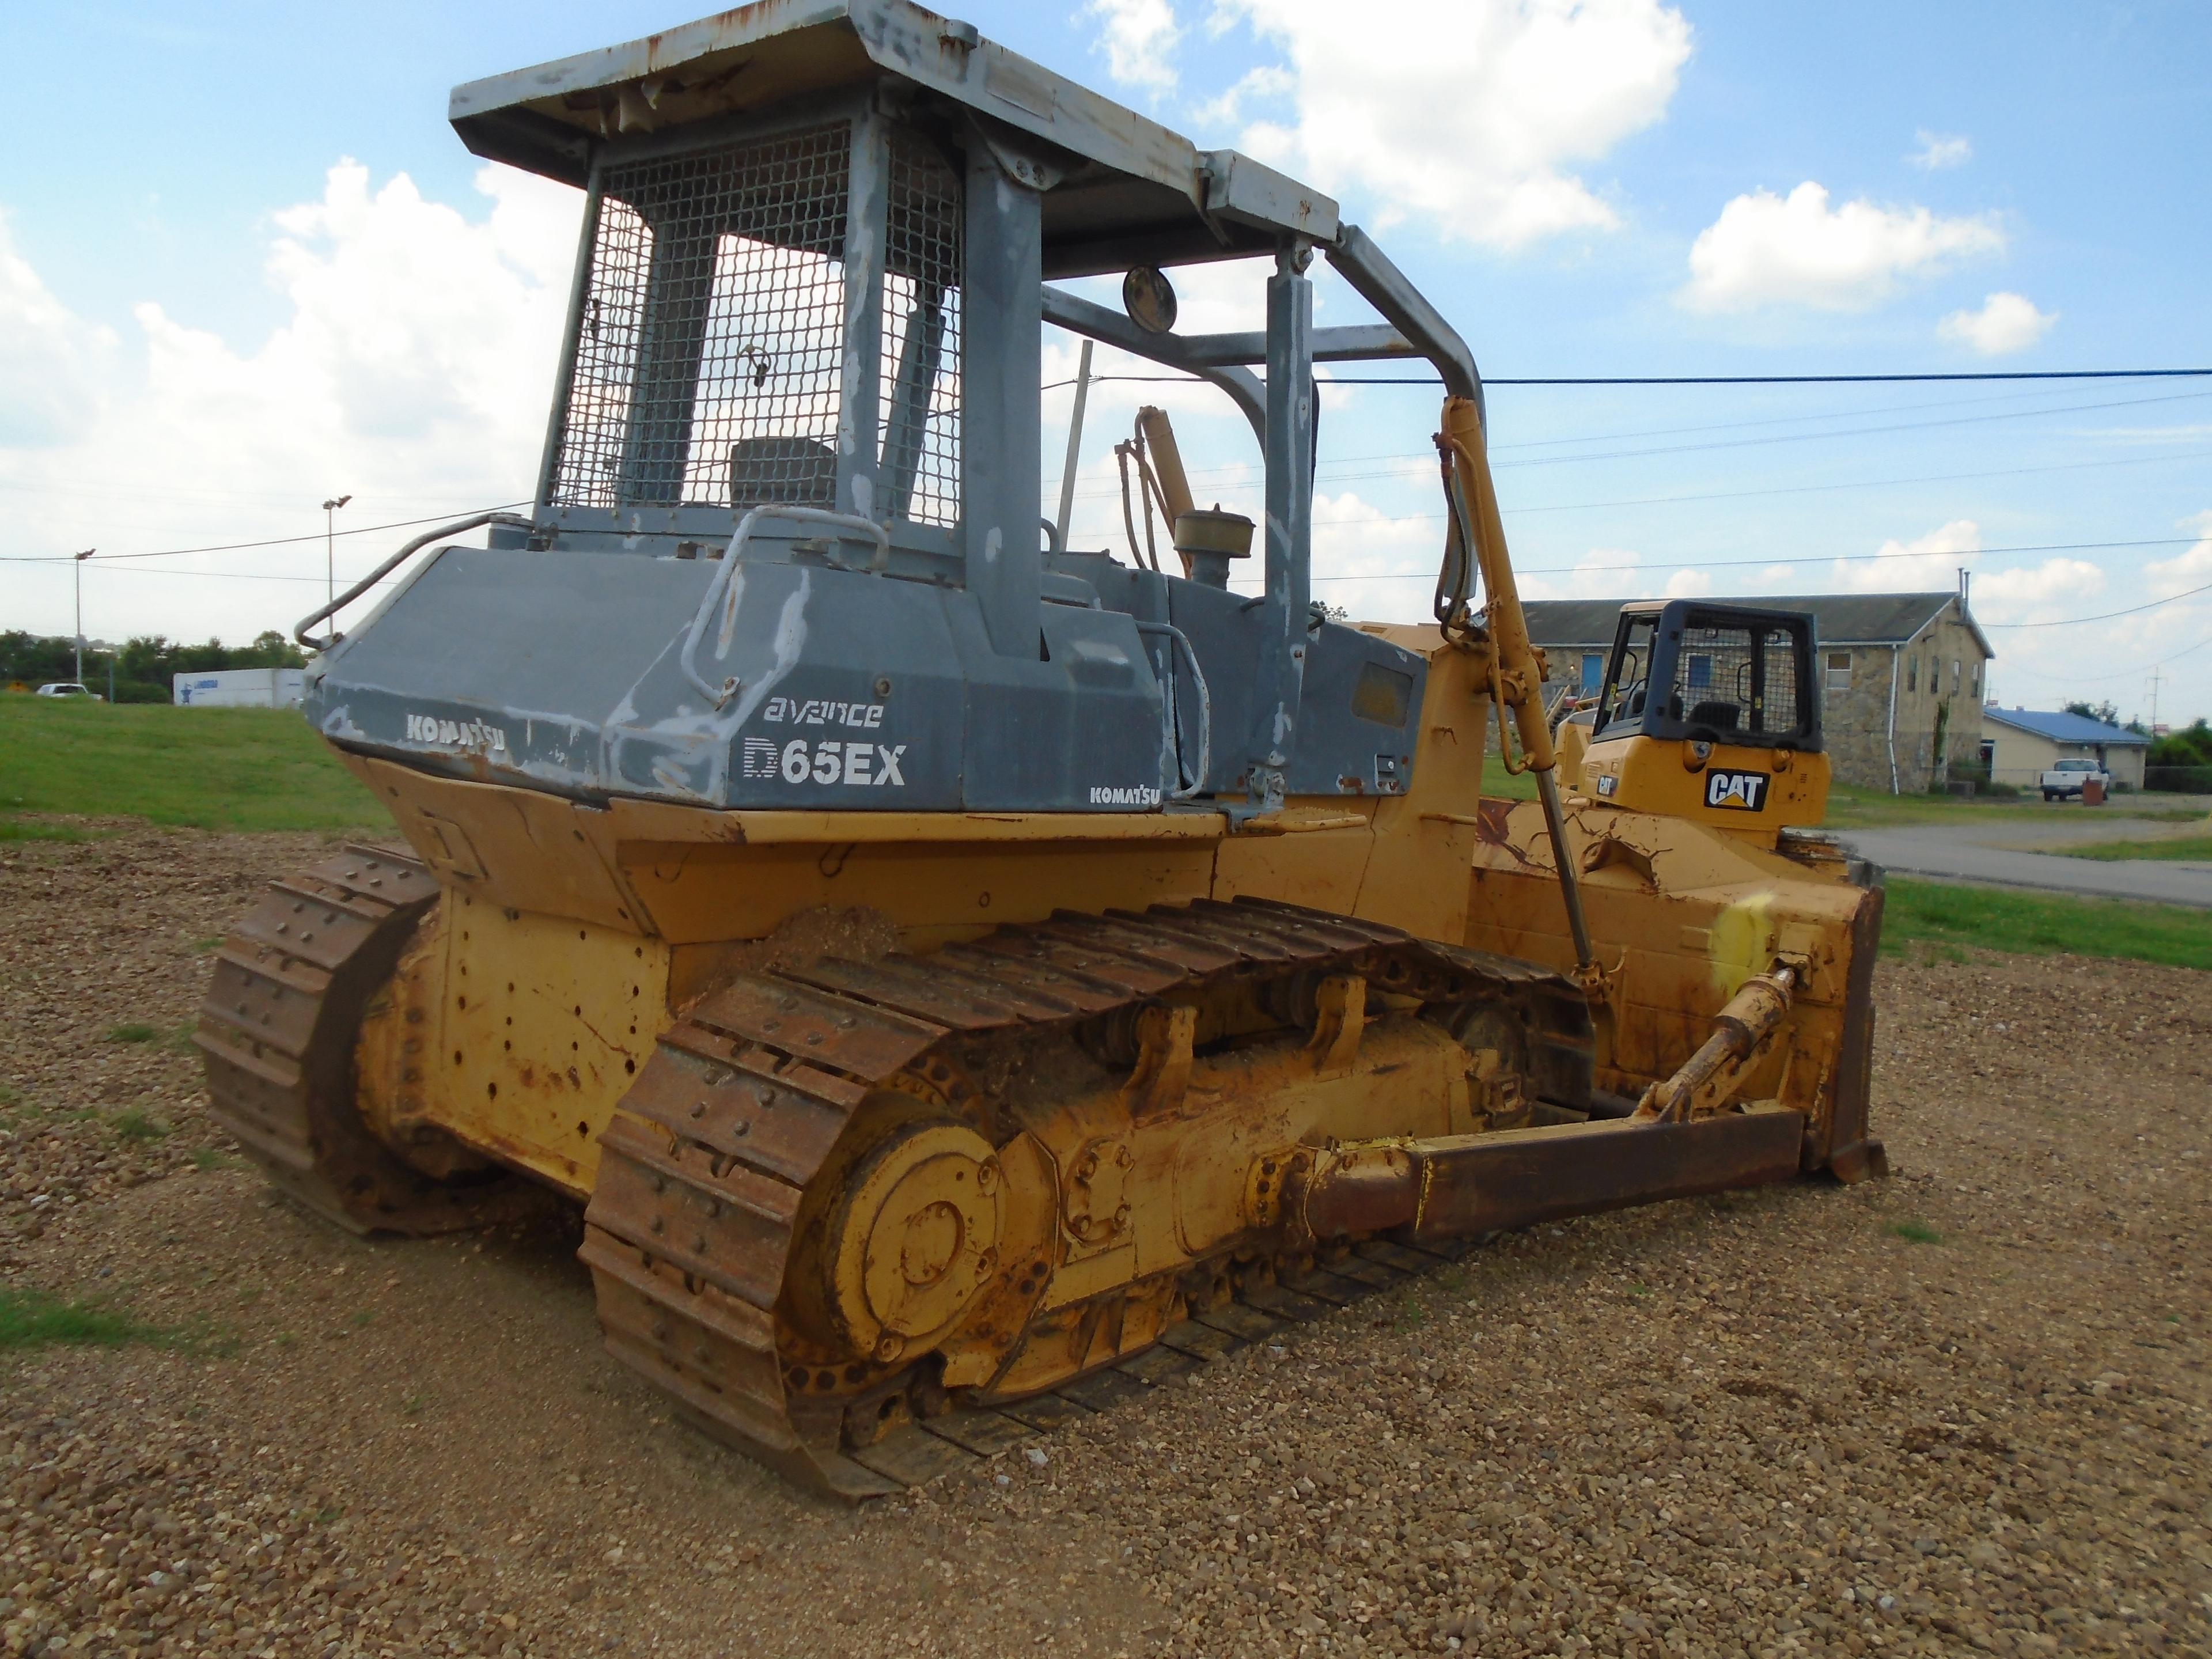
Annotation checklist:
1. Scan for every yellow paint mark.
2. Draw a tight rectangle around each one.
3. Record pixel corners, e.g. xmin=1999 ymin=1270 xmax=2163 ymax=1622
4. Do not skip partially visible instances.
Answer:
xmin=1706 ymin=890 xmax=1777 ymax=997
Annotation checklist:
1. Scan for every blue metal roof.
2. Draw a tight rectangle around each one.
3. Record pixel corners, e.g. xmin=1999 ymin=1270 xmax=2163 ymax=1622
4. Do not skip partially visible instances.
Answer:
xmin=1981 ymin=706 xmax=2150 ymax=746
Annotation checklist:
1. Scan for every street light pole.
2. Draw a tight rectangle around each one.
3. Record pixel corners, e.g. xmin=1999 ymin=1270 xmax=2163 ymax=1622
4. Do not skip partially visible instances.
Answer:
xmin=321 ymin=494 xmax=352 ymax=611
xmin=73 ymin=549 xmax=95 ymax=685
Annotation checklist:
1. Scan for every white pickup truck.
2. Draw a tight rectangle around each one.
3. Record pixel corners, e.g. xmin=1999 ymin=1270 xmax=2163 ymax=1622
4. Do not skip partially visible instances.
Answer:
xmin=2040 ymin=759 xmax=2111 ymax=801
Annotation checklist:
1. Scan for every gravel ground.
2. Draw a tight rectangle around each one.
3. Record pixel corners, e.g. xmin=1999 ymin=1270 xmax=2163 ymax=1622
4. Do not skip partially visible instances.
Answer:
xmin=2 ymin=822 xmax=2209 ymax=1658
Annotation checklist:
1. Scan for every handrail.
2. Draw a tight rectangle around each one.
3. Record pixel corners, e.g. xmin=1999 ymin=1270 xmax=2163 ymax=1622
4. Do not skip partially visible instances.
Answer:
xmin=1134 ymin=619 xmax=1212 ymax=801
xmin=679 ymin=505 xmax=891 ymax=709
xmin=294 ymin=510 xmax=535 ymax=652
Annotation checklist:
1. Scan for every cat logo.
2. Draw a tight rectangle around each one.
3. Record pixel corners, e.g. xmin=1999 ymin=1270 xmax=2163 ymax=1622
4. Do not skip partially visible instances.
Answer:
xmin=1705 ymin=768 xmax=1770 ymax=811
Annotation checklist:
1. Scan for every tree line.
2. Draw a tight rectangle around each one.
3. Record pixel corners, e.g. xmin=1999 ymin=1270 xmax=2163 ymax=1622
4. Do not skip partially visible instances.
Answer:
xmin=0 ymin=631 xmax=306 ymax=703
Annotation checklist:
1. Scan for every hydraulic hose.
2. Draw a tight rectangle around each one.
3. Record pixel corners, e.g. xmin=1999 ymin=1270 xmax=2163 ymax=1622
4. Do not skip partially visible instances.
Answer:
xmin=1437 ymin=398 xmax=1597 ymax=987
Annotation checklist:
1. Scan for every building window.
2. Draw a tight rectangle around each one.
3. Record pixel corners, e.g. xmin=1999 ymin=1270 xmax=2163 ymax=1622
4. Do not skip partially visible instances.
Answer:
xmin=1825 ymin=652 xmax=1852 ymax=692
xmin=1580 ymin=653 xmax=1603 ymax=694
xmin=1907 ymin=656 xmax=1918 ymax=692
xmin=1952 ymin=659 xmax=1961 ymax=693
xmin=1971 ymin=663 xmax=1980 ymax=697
xmin=1687 ymin=653 xmax=1713 ymax=691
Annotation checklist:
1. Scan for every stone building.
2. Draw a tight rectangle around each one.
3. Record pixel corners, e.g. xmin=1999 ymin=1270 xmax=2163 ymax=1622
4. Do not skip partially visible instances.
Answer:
xmin=1521 ymin=592 xmax=1993 ymax=794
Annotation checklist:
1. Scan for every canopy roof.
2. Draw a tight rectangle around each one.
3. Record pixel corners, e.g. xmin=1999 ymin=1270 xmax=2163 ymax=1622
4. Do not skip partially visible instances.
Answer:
xmin=449 ymin=0 xmax=1338 ymax=278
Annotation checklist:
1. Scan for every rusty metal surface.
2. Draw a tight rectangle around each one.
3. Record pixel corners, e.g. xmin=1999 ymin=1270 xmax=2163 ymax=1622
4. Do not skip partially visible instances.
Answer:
xmin=576 ymin=895 xmax=1590 ymax=1497
xmin=1403 ymin=1109 xmax=1808 ymax=1244
xmin=1817 ymin=881 xmax=1888 ymax=1180
xmin=214 ymin=867 xmax=1807 ymax=1502
xmin=196 ymin=847 xmax=540 ymax=1236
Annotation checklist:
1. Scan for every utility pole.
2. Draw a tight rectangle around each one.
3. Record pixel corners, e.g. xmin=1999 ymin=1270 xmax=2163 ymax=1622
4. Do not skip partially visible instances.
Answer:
xmin=72 ymin=549 xmax=95 ymax=684
xmin=321 ymin=495 xmax=353 ymax=610
xmin=1053 ymin=339 xmax=1094 ymax=554
xmin=2147 ymin=666 xmax=2163 ymax=732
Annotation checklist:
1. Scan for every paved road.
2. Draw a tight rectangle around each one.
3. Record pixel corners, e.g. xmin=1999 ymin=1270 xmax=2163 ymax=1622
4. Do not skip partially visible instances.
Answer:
xmin=1836 ymin=821 xmax=2212 ymax=908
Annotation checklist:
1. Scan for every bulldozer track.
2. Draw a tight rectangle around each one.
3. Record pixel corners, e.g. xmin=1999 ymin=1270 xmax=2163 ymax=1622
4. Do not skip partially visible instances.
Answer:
xmin=580 ymin=899 xmax=1568 ymax=1499
xmin=196 ymin=844 xmax=537 ymax=1236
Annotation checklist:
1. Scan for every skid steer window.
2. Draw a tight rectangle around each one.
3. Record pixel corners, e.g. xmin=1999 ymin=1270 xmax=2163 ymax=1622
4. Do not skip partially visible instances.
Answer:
xmin=1760 ymin=631 xmax=1804 ymax=733
xmin=1662 ymin=620 xmax=1808 ymax=741
xmin=549 ymin=126 xmax=854 ymax=512
xmin=1673 ymin=624 xmax=1755 ymax=732
xmin=1596 ymin=614 xmax=1658 ymax=737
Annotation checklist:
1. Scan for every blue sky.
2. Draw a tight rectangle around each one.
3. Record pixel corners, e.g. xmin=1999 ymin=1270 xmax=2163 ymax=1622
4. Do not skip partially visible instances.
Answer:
xmin=3 ymin=1 xmax=2209 ymax=724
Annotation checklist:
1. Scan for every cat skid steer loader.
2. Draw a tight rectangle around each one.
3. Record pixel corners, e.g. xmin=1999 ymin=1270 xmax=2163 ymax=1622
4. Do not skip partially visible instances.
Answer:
xmin=199 ymin=0 xmax=1883 ymax=1497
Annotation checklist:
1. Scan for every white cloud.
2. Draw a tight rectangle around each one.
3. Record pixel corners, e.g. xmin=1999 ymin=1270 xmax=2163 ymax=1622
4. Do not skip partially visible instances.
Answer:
xmin=1908 ymin=130 xmax=1972 ymax=171
xmin=1085 ymin=0 xmax=1184 ymax=93
xmin=0 ymin=207 xmax=118 ymax=446
xmin=0 ymin=161 xmax=579 ymax=644
xmin=2145 ymin=510 xmax=2212 ymax=599
xmin=1517 ymin=545 xmax=1709 ymax=603
xmin=1681 ymin=182 xmax=2004 ymax=313
xmin=1972 ymin=558 xmax=2105 ymax=624
xmin=1836 ymin=518 xmax=1982 ymax=592
xmin=1937 ymin=291 xmax=2056 ymax=356
xmin=1188 ymin=65 xmax=1293 ymax=128
xmin=1305 ymin=489 xmax=1440 ymax=623
xmin=1214 ymin=0 xmax=1692 ymax=249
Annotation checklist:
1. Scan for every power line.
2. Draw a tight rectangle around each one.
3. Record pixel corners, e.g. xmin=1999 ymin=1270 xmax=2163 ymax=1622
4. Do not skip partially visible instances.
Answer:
xmin=1997 ymin=628 xmax=2212 ymax=684
xmin=1049 ymin=387 xmax=2212 ymax=505
xmin=1982 ymin=578 xmax=2212 ymax=628
xmin=1282 ymin=445 xmax=2212 ymax=527
xmin=1046 ymin=380 xmax=2174 ymax=483
xmin=1502 ymin=445 xmax=2212 ymax=516
xmin=0 ymin=503 xmax=532 ymax=566
xmin=1045 ymin=367 xmax=2212 ymax=390
xmin=31 ymin=528 xmax=2201 ymax=596
xmin=14 ymin=385 xmax=2200 ymax=566
xmin=1308 ymin=536 xmax=2206 ymax=585
xmin=3 ymin=563 xmax=402 ymax=587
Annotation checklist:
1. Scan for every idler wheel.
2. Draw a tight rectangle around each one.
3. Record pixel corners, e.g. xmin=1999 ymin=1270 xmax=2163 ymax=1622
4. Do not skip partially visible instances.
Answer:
xmin=823 ymin=1118 xmax=1004 ymax=1363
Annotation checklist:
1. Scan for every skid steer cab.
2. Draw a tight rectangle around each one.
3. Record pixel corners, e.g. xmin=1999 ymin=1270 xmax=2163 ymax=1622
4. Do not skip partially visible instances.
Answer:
xmin=1559 ymin=599 xmax=1829 ymax=843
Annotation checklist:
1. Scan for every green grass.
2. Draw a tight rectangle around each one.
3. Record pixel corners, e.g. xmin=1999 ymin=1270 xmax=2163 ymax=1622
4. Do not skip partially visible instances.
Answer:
xmin=1824 ymin=782 xmax=2202 ymax=831
xmin=1881 ymin=878 xmax=2212 ymax=972
xmin=1480 ymin=752 xmax=1539 ymax=801
xmin=0 ymin=819 xmax=108 ymax=843
xmin=0 ymin=698 xmax=386 ymax=833
xmin=107 ymin=1022 xmax=161 ymax=1044
xmin=2061 ymin=834 xmax=2212 ymax=863
xmin=109 ymin=1107 xmax=172 ymax=1145
xmin=1887 ymin=1219 xmax=1944 ymax=1245
xmin=0 ymin=1288 xmax=173 ymax=1351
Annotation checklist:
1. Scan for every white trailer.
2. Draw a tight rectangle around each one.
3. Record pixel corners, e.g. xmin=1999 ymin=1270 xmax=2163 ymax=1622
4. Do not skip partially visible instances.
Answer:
xmin=172 ymin=668 xmax=307 ymax=708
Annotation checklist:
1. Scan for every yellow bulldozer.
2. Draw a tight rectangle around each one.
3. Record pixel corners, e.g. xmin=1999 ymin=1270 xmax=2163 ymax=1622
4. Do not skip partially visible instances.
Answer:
xmin=199 ymin=1 xmax=1883 ymax=1497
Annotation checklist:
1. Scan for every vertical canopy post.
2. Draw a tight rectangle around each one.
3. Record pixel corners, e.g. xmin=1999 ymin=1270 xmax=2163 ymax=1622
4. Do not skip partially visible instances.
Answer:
xmin=617 ymin=215 xmax=717 ymax=505
xmin=838 ymin=109 xmax=889 ymax=520
xmin=1248 ymin=243 xmax=1315 ymax=808
xmin=960 ymin=137 xmax=1044 ymax=657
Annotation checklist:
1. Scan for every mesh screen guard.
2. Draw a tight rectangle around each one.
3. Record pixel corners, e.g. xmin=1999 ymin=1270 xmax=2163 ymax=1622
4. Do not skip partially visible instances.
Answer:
xmin=1672 ymin=622 xmax=1805 ymax=738
xmin=547 ymin=121 xmax=964 ymax=529
xmin=878 ymin=131 xmax=963 ymax=528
